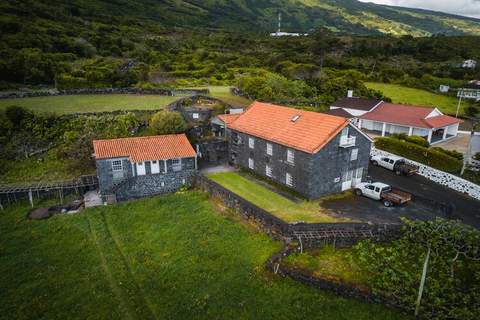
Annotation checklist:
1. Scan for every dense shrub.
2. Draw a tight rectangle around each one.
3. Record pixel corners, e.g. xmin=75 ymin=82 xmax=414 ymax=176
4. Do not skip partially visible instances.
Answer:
xmin=390 ymin=133 xmax=429 ymax=147
xmin=149 ymin=111 xmax=186 ymax=135
xmin=430 ymin=147 xmax=463 ymax=161
xmin=354 ymin=218 xmax=480 ymax=320
xmin=375 ymin=137 xmax=462 ymax=173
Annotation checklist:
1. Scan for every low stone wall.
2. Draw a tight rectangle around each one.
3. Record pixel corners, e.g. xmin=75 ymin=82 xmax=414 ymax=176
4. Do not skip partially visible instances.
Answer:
xmin=266 ymin=246 xmax=404 ymax=312
xmin=371 ymin=147 xmax=480 ymax=201
xmin=115 ymin=170 xmax=196 ymax=201
xmin=0 ymin=88 xmax=210 ymax=99
xmin=195 ymin=175 xmax=400 ymax=244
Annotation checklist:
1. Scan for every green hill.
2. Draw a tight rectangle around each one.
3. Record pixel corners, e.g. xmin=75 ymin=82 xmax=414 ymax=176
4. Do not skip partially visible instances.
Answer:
xmin=2 ymin=0 xmax=480 ymax=37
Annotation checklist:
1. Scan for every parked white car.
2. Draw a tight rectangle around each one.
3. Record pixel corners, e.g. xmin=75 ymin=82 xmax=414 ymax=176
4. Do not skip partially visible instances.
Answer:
xmin=354 ymin=182 xmax=412 ymax=207
xmin=370 ymin=155 xmax=418 ymax=176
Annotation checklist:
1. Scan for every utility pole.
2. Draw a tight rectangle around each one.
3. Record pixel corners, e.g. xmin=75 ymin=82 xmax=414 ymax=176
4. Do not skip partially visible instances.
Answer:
xmin=456 ymin=91 xmax=463 ymax=118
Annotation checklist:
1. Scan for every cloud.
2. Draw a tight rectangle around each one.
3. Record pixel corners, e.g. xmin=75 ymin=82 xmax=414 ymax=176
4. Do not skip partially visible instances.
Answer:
xmin=358 ymin=0 xmax=480 ymax=19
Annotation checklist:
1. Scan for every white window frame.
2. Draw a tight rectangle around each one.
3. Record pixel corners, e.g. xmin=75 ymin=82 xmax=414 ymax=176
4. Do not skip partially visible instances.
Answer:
xmin=286 ymin=172 xmax=293 ymax=187
xmin=192 ymin=113 xmax=199 ymax=119
xmin=151 ymin=160 xmax=160 ymax=174
xmin=111 ymin=160 xmax=123 ymax=171
xmin=351 ymin=149 xmax=358 ymax=161
xmin=266 ymin=165 xmax=272 ymax=177
xmin=249 ymin=137 xmax=255 ymax=149
xmin=248 ymin=158 xmax=254 ymax=169
xmin=172 ymin=158 xmax=182 ymax=172
xmin=287 ymin=149 xmax=295 ymax=165
xmin=136 ymin=162 xmax=146 ymax=176
xmin=266 ymin=143 xmax=273 ymax=156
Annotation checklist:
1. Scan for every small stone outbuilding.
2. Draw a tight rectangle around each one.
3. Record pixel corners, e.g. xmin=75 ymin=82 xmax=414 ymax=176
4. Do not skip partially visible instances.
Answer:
xmin=93 ymin=134 xmax=197 ymax=201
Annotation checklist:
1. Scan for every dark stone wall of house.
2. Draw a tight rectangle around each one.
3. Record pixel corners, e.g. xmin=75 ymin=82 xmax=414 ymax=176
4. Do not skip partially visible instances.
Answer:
xmin=115 ymin=170 xmax=197 ymax=201
xmin=229 ymin=131 xmax=311 ymax=197
xmin=96 ymin=157 xmax=133 ymax=193
xmin=96 ymin=157 xmax=196 ymax=195
xmin=307 ymin=126 xmax=372 ymax=198
xmin=229 ymin=125 xmax=372 ymax=199
xmin=196 ymin=140 xmax=229 ymax=166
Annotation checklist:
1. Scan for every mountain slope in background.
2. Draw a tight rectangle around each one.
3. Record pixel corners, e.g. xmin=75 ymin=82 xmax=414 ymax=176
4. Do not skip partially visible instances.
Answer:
xmin=2 ymin=0 xmax=480 ymax=37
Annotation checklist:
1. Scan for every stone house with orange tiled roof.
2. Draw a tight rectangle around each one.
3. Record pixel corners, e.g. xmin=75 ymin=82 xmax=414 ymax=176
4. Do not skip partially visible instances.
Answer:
xmin=93 ymin=134 xmax=197 ymax=200
xmin=228 ymin=102 xmax=373 ymax=199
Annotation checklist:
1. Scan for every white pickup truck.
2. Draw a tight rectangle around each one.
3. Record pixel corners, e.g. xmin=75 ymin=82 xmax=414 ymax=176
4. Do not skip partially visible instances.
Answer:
xmin=354 ymin=182 xmax=412 ymax=207
xmin=370 ymin=155 xmax=418 ymax=176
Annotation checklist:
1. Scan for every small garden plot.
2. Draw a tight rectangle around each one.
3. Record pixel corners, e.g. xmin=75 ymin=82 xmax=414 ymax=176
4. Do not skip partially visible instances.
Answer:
xmin=206 ymin=172 xmax=350 ymax=223
xmin=284 ymin=219 xmax=480 ymax=320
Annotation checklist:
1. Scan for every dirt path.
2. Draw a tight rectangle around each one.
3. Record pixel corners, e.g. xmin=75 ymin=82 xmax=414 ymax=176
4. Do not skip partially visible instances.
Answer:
xmin=87 ymin=216 xmax=135 ymax=320
xmin=100 ymin=212 xmax=158 ymax=320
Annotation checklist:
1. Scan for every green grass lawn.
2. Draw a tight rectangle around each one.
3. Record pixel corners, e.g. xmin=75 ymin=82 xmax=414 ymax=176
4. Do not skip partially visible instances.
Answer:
xmin=365 ymin=82 xmax=469 ymax=116
xmin=192 ymin=86 xmax=253 ymax=107
xmin=0 ymin=191 xmax=409 ymax=320
xmin=206 ymin=172 xmax=349 ymax=223
xmin=0 ymin=94 xmax=182 ymax=114
xmin=284 ymin=246 xmax=372 ymax=287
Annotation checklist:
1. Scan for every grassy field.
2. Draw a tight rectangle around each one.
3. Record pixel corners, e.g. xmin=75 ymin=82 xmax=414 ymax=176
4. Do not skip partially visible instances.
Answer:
xmin=206 ymin=172 xmax=349 ymax=223
xmin=0 ymin=191 xmax=408 ymax=320
xmin=0 ymin=94 xmax=181 ymax=114
xmin=365 ymin=82 xmax=469 ymax=116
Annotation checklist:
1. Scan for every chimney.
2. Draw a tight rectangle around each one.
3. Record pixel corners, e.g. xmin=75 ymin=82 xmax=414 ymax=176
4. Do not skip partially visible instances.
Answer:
xmin=347 ymin=90 xmax=354 ymax=98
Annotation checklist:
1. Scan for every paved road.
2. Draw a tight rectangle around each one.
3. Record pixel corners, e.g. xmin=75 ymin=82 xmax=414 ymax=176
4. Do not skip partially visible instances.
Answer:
xmin=368 ymin=165 xmax=480 ymax=228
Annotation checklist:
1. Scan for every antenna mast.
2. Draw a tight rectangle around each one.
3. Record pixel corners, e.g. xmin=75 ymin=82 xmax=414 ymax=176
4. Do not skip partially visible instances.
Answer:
xmin=278 ymin=12 xmax=282 ymax=33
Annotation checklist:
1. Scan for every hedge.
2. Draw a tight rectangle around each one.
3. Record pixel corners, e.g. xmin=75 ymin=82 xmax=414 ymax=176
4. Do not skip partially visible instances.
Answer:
xmin=375 ymin=137 xmax=462 ymax=173
xmin=390 ymin=133 xmax=429 ymax=147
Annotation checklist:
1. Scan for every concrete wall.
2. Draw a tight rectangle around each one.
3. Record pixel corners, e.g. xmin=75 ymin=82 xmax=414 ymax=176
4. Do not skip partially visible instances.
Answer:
xmin=229 ymin=125 xmax=372 ymax=199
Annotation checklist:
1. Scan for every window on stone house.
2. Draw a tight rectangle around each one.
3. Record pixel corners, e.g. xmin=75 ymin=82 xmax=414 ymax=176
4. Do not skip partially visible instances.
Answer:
xmin=248 ymin=158 xmax=254 ymax=169
xmin=286 ymin=172 xmax=293 ymax=186
xmin=249 ymin=137 xmax=255 ymax=149
xmin=287 ymin=149 xmax=295 ymax=165
xmin=351 ymin=149 xmax=358 ymax=161
xmin=266 ymin=165 xmax=272 ymax=177
xmin=112 ymin=160 xmax=123 ymax=171
xmin=266 ymin=143 xmax=273 ymax=156
xmin=193 ymin=113 xmax=199 ymax=119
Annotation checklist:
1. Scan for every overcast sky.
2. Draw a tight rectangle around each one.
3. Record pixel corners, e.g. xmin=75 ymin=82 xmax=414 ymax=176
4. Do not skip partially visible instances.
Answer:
xmin=358 ymin=0 xmax=480 ymax=19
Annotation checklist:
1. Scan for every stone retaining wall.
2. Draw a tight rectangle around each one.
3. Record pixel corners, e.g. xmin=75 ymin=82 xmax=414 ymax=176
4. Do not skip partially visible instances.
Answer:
xmin=371 ymin=147 xmax=480 ymax=201
xmin=195 ymin=175 xmax=400 ymax=244
xmin=115 ymin=170 xmax=196 ymax=201
xmin=266 ymin=246 xmax=404 ymax=312
xmin=0 ymin=88 xmax=209 ymax=99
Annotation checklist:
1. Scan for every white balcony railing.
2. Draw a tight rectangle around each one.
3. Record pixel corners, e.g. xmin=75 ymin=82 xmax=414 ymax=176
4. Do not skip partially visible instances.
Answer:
xmin=340 ymin=136 xmax=356 ymax=148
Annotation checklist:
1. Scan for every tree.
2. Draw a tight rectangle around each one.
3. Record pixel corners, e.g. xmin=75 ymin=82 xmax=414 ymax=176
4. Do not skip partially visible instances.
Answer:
xmin=149 ymin=111 xmax=186 ymax=135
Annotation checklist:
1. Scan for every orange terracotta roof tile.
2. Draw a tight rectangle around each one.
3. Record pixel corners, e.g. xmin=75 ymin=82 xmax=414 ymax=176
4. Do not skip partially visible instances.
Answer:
xmin=217 ymin=113 xmax=242 ymax=125
xmin=423 ymin=115 xmax=463 ymax=128
xmin=93 ymin=134 xmax=196 ymax=162
xmin=228 ymin=101 xmax=349 ymax=154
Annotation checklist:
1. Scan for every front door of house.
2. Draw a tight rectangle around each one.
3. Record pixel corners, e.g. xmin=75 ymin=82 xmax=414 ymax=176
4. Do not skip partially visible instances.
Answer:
xmin=352 ymin=167 xmax=363 ymax=187
xmin=341 ymin=169 xmax=354 ymax=191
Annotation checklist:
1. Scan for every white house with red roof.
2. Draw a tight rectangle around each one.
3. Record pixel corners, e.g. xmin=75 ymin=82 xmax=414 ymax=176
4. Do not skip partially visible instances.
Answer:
xmin=358 ymin=102 xmax=462 ymax=144
xmin=92 ymin=134 xmax=197 ymax=200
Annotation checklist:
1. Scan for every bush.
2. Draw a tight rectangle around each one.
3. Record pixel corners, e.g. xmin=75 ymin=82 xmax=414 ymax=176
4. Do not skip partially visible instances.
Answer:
xmin=391 ymin=133 xmax=429 ymax=147
xmin=354 ymin=218 xmax=480 ymax=320
xmin=149 ymin=111 xmax=186 ymax=135
xmin=375 ymin=137 xmax=462 ymax=173
xmin=430 ymin=147 xmax=463 ymax=161
xmin=474 ymin=152 xmax=480 ymax=161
